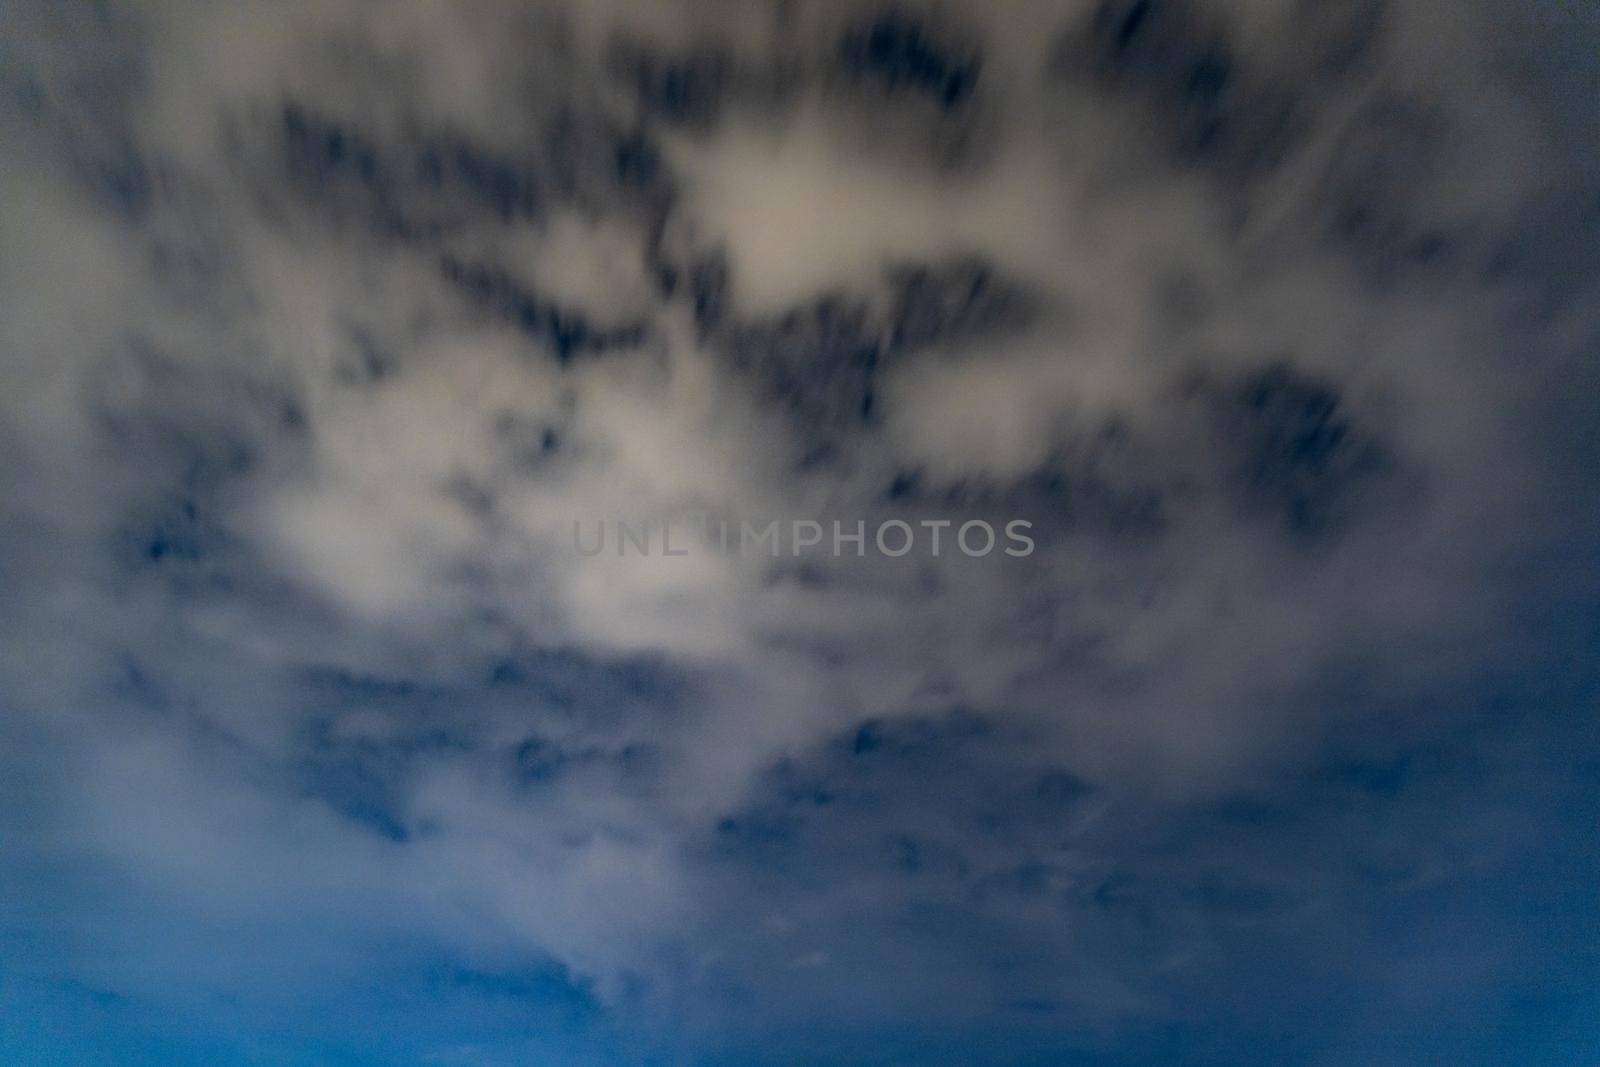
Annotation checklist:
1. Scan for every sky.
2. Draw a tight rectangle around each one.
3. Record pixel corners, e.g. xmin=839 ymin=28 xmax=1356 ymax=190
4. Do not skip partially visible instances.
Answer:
xmin=1 ymin=1 xmax=1598 ymax=1064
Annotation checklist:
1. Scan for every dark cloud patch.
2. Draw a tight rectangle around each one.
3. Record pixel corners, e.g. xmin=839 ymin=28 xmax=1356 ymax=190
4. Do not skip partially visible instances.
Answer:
xmin=538 ymin=107 xmax=677 ymax=216
xmin=412 ymin=131 xmax=545 ymax=223
xmin=722 ymin=292 xmax=881 ymax=431
xmin=1054 ymin=0 xmax=1376 ymax=178
xmin=611 ymin=36 xmax=734 ymax=130
xmin=273 ymin=99 xmax=674 ymax=244
xmin=482 ymin=648 xmax=700 ymax=723
xmin=426 ymin=960 xmax=600 ymax=1020
xmin=85 ymin=138 xmax=152 ymax=219
xmin=710 ymin=710 xmax=1091 ymax=889
xmin=884 ymin=255 xmax=1037 ymax=351
xmin=297 ymin=761 xmax=415 ymax=842
xmin=510 ymin=734 xmax=662 ymax=794
xmin=440 ymin=254 xmax=650 ymax=362
xmin=333 ymin=324 xmax=399 ymax=385
xmin=687 ymin=249 xmax=731 ymax=330
xmin=693 ymin=687 xmax=1600 ymax=1051
xmin=282 ymin=102 xmax=383 ymax=194
xmin=709 ymin=256 xmax=1037 ymax=438
xmin=115 ymin=492 xmax=217 ymax=570
xmin=494 ymin=410 xmax=570 ymax=469
xmin=880 ymin=441 xmax=1170 ymax=540
xmin=274 ymin=102 xmax=417 ymax=237
xmin=837 ymin=9 xmax=982 ymax=112
xmin=1314 ymin=99 xmax=1466 ymax=272
xmin=1068 ymin=0 xmax=1242 ymax=156
xmin=1200 ymin=362 xmax=1395 ymax=535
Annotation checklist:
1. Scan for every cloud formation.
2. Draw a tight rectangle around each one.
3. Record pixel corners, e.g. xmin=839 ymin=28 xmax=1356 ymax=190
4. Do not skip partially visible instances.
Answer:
xmin=2 ymin=1 xmax=1598 ymax=1062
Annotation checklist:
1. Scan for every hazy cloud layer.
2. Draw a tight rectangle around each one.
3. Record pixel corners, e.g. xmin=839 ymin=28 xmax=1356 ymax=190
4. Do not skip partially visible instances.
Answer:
xmin=2 ymin=1 xmax=1598 ymax=1063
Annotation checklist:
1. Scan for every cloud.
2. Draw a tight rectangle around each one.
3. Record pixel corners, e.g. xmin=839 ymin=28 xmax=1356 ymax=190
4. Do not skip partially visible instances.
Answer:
xmin=1 ymin=0 xmax=1597 ymax=1062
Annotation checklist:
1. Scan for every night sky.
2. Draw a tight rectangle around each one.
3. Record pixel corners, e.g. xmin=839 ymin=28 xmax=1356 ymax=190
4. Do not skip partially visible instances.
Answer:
xmin=2 ymin=2 xmax=1598 ymax=1064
